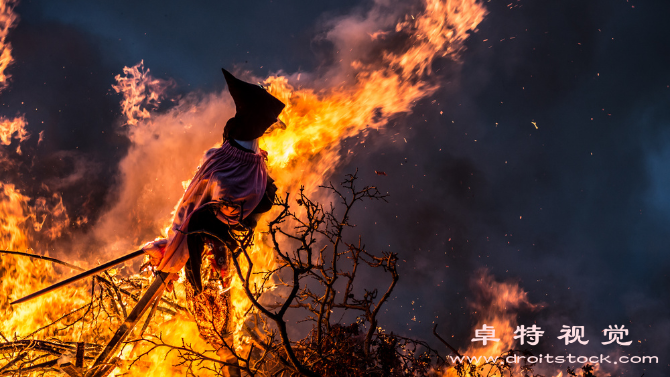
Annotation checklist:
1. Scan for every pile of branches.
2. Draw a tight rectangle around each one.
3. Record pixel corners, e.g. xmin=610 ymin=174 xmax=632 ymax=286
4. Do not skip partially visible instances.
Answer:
xmin=3 ymin=172 xmax=621 ymax=377
xmin=0 ymin=267 xmax=184 ymax=376
xmin=234 ymin=171 xmax=444 ymax=376
xmin=3 ymin=172 xmax=446 ymax=376
xmin=124 ymin=172 xmax=445 ymax=376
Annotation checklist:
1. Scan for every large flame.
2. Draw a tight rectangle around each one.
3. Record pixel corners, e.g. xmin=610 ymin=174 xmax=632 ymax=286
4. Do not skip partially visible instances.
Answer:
xmin=263 ymin=0 xmax=486 ymax=191
xmin=0 ymin=184 xmax=89 ymax=342
xmin=101 ymin=0 xmax=487 ymax=358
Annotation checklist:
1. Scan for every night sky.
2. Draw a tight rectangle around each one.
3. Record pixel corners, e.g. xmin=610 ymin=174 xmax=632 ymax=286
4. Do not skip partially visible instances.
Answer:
xmin=1 ymin=0 xmax=669 ymax=375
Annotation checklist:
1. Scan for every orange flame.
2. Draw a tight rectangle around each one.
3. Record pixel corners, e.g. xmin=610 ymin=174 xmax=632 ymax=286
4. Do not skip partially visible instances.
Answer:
xmin=0 ymin=184 xmax=89 ymax=340
xmin=112 ymin=60 xmax=173 ymax=127
xmin=0 ymin=0 xmax=80 ymax=340
xmin=95 ymin=0 xmax=487 ymax=372
xmin=0 ymin=0 xmax=18 ymax=91
xmin=445 ymin=270 xmax=536 ymax=377
xmin=98 ymin=0 xmax=487 ymax=351
xmin=263 ymin=0 xmax=487 ymax=190
xmin=0 ymin=115 xmax=29 ymax=153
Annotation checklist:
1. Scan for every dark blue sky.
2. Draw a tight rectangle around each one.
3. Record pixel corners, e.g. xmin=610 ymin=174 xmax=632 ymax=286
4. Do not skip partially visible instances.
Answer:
xmin=25 ymin=0 xmax=362 ymax=87
xmin=2 ymin=0 xmax=669 ymax=375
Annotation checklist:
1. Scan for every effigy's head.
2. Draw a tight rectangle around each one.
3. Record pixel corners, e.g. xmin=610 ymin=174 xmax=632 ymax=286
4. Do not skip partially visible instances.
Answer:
xmin=221 ymin=68 xmax=285 ymax=141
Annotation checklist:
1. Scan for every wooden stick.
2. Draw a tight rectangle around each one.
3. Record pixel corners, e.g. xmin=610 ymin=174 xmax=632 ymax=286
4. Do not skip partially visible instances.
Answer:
xmin=87 ymin=272 xmax=176 ymax=377
xmin=0 ymin=359 xmax=59 ymax=376
xmin=0 ymin=352 xmax=28 ymax=373
xmin=0 ymin=250 xmax=85 ymax=271
xmin=11 ymin=250 xmax=145 ymax=305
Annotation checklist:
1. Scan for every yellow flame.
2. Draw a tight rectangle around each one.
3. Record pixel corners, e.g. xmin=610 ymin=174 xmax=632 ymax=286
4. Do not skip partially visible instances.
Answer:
xmin=105 ymin=0 xmax=488 ymax=372
xmin=0 ymin=184 xmax=89 ymax=340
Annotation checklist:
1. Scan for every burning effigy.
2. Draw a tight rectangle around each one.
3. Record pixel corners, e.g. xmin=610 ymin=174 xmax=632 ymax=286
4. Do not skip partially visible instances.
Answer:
xmin=0 ymin=0 xmax=587 ymax=376
xmin=3 ymin=0 xmax=663 ymax=374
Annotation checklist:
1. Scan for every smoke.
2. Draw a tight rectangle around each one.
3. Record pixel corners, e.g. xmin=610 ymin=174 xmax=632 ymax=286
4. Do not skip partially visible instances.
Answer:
xmin=69 ymin=0 xmax=487 ymax=264
xmin=91 ymin=82 xmax=236 ymax=257
xmin=0 ymin=0 xmax=486 ymax=266
xmin=1 ymin=0 xmax=667 ymax=375
xmin=338 ymin=1 xmax=670 ymax=375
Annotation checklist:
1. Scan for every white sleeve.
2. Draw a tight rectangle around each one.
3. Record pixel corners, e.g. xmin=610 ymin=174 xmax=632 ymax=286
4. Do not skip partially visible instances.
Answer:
xmin=233 ymin=138 xmax=259 ymax=153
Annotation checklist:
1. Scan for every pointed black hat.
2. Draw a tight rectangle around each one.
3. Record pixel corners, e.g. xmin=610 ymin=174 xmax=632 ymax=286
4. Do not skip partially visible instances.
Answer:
xmin=222 ymin=68 xmax=286 ymax=141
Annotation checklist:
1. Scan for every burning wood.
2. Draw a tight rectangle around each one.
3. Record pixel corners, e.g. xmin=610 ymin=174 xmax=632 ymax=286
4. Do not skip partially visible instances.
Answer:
xmin=0 ymin=264 xmax=185 ymax=376
xmin=1 ymin=173 xmax=449 ymax=376
xmin=0 ymin=250 xmax=84 ymax=272
xmin=10 ymin=250 xmax=145 ymax=305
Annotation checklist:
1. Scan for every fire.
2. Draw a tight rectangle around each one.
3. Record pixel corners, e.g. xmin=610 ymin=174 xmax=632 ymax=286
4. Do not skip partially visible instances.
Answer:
xmin=112 ymin=60 xmax=173 ymax=128
xmin=0 ymin=0 xmax=26 ymax=157
xmin=0 ymin=0 xmax=89 ymax=344
xmin=467 ymin=271 xmax=536 ymax=356
xmin=0 ymin=0 xmax=17 ymax=90
xmin=442 ymin=270 xmax=536 ymax=377
xmin=262 ymin=0 xmax=487 ymax=191
xmin=0 ymin=116 xmax=28 ymax=154
xmin=0 ymin=184 xmax=88 ymax=341
xmin=440 ymin=272 xmax=610 ymax=377
xmin=0 ymin=0 xmax=490 ymax=374
xmin=105 ymin=0 xmax=486 ymax=355
xmin=0 ymin=183 xmax=28 ymax=251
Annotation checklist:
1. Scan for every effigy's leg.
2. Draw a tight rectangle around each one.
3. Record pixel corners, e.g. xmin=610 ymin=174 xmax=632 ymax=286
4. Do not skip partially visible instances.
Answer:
xmin=184 ymin=206 xmax=242 ymax=375
xmin=185 ymin=206 xmax=235 ymax=294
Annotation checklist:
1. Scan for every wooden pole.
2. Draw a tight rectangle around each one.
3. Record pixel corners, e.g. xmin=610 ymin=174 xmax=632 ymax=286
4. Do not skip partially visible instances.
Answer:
xmin=11 ymin=250 xmax=145 ymax=305
xmin=86 ymin=271 xmax=176 ymax=377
